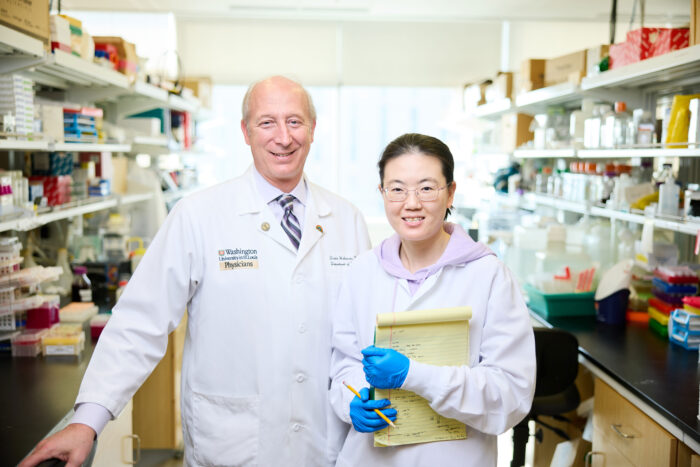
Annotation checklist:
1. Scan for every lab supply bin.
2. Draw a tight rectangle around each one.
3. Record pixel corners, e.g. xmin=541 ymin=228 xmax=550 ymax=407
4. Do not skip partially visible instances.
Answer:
xmin=524 ymin=283 xmax=595 ymax=318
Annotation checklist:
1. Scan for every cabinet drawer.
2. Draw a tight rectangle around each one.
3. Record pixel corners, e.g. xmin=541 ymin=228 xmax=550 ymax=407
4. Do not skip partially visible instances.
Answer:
xmin=593 ymin=379 xmax=677 ymax=466
xmin=591 ymin=429 xmax=635 ymax=467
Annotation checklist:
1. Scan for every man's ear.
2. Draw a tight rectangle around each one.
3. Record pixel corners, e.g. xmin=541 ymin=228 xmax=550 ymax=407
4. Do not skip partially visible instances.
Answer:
xmin=241 ymin=120 xmax=251 ymax=145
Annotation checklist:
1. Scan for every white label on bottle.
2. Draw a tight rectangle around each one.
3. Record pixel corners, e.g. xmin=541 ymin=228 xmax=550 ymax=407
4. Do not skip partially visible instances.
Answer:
xmin=45 ymin=345 xmax=77 ymax=355
xmin=79 ymin=289 xmax=92 ymax=302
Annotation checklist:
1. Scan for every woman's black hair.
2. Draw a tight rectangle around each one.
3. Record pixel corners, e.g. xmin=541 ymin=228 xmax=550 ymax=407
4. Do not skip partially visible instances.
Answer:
xmin=378 ymin=133 xmax=455 ymax=219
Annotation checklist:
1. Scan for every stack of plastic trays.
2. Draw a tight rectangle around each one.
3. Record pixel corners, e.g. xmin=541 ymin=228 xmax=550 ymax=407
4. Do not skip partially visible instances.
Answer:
xmin=11 ymin=328 xmax=48 ymax=357
xmin=41 ymin=323 xmax=85 ymax=358
xmin=649 ymin=266 xmax=699 ymax=338
xmin=0 ymin=75 xmax=34 ymax=139
xmin=669 ymin=306 xmax=700 ymax=350
xmin=63 ymin=111 xmax=97 ymax=143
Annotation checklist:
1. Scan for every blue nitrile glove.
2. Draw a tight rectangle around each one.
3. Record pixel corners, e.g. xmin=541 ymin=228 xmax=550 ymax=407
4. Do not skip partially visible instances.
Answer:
xmin=361 ymin=345 xmax=410 ymax=389
xmin=349 ymin=387 xmax=397 ymax=433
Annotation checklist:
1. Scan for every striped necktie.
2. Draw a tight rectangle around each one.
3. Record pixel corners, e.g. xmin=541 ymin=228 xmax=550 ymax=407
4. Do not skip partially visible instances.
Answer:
xmin=278 ymin=194 xmax=302 ymax=250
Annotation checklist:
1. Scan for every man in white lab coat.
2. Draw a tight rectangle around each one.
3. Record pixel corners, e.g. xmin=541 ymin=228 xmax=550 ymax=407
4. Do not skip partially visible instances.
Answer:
xmin=20 ymin=76 xmax=371 ymax=467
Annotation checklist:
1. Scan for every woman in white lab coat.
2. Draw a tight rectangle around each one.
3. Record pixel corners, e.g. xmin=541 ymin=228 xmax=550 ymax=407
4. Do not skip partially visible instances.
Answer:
xmin=329 ymin=133 xmax=536 ymax=466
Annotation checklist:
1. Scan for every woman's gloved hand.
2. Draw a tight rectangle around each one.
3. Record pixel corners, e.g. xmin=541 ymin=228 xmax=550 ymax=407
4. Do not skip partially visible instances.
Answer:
xmin=361 ymin=345 xmax=410 ymax=389
xmin=349 ymin=387 xmax=397 ymax=432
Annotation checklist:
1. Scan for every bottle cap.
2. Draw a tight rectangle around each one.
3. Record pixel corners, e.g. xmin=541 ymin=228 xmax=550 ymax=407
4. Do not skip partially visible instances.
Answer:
xmin=614 ymin=101 xmax=627 ymax=112
xmin=73 ymin=265 xmax=87 ymax=274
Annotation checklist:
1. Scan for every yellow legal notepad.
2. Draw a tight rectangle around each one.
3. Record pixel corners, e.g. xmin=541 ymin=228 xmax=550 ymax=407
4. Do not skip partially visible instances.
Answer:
xmin=373 ymin=306 xmax=471 ymax=447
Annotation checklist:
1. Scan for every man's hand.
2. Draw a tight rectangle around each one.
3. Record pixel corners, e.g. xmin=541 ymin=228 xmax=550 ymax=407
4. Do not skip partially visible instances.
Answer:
xmin=361 ymin=345 xmax=410 ymax=389
xmin=349 ymin=387 xmax=397 ymax=433
xmin=18 ymin=423 xmax=96 ymax=467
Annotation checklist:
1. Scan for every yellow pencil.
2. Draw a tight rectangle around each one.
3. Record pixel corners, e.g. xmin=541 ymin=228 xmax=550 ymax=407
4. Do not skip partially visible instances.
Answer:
xmin=342 ymin=381 xmax=396 ymax=428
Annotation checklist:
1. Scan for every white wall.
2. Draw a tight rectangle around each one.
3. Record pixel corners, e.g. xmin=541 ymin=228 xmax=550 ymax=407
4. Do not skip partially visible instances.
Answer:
xmin=176 ymin=18 xmax=502 ymax=86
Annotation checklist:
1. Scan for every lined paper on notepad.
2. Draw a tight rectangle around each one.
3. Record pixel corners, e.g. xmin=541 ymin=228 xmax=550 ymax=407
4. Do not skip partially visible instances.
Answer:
xmin=374 ymin=306 xmax=471 ymax=447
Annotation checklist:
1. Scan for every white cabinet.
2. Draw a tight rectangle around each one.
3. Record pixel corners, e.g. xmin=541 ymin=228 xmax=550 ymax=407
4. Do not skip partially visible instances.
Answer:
xmin=92 ymin=399 xmax=138 ymax=466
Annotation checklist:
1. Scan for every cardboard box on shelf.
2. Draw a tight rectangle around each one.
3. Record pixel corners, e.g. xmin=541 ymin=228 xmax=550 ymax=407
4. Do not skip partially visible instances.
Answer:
xmin=485 ymin=72 xmax=513 ymax=103
xmin=544 ymin=50 xmax=587 ymax=87
xmin=93 ymin=36 xmax=138 ymax=81
xmin=463 ymin=79 xmax=491 ymax=111
xmin=182 ymin=77 xmax=213 ymax=109
xmin=0 ymin=0 xmax=49 ymax=45
xmin=519 ymin=59 xmax=545 ymax=94
xmin=49 ymin=15 xmax=70 ymax=53
xmin=501 ymin=113 xmax=534 ymax=153
xmin=586 ymin=44 xmax=609 ymax=76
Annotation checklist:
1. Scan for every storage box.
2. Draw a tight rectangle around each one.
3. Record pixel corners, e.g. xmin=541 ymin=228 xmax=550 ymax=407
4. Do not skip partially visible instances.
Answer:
xmin=182 ymin=77 xmax=213 ymax=109
xmin=485 ymin=72 xmax=513 ymax=103
xmin=500 ymin=113 xmax=534 ymax=153
xmin=0 ymin=0 xmax=49 ymax=45
xmin=524 ymin=283 xmax=596 ymax=318
xmin=586 ymin=44 xmax=609 ymax=76
xmin=93 ymin=36 xmax=138 ymax=81
xmin=49 ymin=14 xmax=71 ymax=53
xmin=545 ymin=50 xmax=587 ymax=87
xmin=610 ymin=28 xmax=690 ymax=69
xmin=519 ymin=59 xmax=545 ymax=93
xmin=650 ymin=28 xmax=689 ymax=57
xmin=28 ymin=175 xmax=71 ymax=206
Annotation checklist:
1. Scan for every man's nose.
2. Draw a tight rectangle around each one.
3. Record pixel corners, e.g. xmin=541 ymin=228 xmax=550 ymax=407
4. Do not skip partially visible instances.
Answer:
xmin=275 ymin=124 xmax=292 ymax=145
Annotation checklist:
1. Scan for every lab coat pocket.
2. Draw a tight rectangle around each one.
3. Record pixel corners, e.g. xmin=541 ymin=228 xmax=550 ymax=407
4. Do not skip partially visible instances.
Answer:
xmin=192 ymin=392 xmax=260 ymax=467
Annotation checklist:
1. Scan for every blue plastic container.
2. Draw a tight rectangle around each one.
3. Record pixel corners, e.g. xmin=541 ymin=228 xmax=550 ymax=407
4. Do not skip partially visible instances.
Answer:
xmin=596 ymin=289 xmax=630 ymax=325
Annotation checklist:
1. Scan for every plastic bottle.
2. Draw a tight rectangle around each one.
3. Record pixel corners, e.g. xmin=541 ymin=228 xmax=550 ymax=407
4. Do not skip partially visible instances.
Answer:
xmin=115 ymin=279 xmax=128 ymax=303
xmin=658 ymin=173 xmax=680 ymax=217
xmin=56 ymin=248 xmax=73 ymax=297
xmin=570 ymin=99 xmax=594 ymax=148
xmin=616 ymin=226 xmax=637 ymax=263
xmin=613 ymin=101 xmax=632 ymax=147
xmin=71 ymin=265 xmax=92 ymax=302
xmin=600 ymin=105 xmax=617 ymax=148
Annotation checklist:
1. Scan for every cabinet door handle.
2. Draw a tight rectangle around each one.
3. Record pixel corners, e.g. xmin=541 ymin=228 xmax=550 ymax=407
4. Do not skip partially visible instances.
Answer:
xmin=610 ymin=423 xmax=635 ymax=439
xmin=584 ymin=451 xmax=604 ymax=466
xmin=123 ymin=433 xmax=141 ymax=464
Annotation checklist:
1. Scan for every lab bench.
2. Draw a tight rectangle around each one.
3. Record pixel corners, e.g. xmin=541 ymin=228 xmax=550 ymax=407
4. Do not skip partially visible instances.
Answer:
xmin=531 ymin=311 xmax=700 ymax=462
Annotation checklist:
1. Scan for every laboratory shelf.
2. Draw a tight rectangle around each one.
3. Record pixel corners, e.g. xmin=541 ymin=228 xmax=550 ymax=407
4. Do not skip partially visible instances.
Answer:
xmin=0 ymin=140 xmax=50 ymax=151
xmin=471 ymin=98 xmax=513 ymax=119
xmin=0 ymin=191 xmax=156 ymax=233
xmin=514 ymin=82 xmax=581 ymax=114
xmin=24 ymin=49 xmax=130 ymax=90
xmin=513 ymin=148 xmax=577 ymax=159
xmin=527 ymin=193 xmax=700 ymax=235
xmin=53 ymin=142 xmax=131 ymax=152
xmin=0 ymin=140 xmax=131 ymax=152
xmin=0 ymin=24 xmax=45 ymax=76
xmin=581 ymin=43 xmax=700 ymax=91
xmin=578 ymin=147 xmax=700 ymax=158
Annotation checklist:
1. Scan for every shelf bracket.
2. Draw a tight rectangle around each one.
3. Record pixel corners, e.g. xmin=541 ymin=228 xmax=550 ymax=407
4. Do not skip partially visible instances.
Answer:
xmin=0 ymin=55 xmax=45 ymax=75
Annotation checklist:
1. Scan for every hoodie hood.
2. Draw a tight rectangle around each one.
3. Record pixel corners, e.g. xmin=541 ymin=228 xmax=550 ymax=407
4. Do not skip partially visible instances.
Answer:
xmin=374 ymin=223 xmax=494 ymax=294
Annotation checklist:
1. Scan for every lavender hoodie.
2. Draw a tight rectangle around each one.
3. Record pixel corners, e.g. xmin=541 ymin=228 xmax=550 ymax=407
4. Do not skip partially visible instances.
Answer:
xmin=374 ymin=223 xmax=494 ymax=295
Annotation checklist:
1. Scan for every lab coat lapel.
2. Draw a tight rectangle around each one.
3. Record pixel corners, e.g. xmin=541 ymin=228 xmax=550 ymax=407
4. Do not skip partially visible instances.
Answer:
xmin=296 ymin=181 xmax=331 ymax=264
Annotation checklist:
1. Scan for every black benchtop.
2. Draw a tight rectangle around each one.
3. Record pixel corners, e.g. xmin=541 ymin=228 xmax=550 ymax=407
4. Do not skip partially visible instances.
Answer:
xmin=0 ymin=344 xmax=95 ymax=466
xmin=532 ymin=312 xmax=700 ymax=446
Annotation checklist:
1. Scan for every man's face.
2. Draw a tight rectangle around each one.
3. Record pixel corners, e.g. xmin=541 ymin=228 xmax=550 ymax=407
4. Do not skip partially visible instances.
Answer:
xmin=241 ymin=78 xmax=316 ymax=193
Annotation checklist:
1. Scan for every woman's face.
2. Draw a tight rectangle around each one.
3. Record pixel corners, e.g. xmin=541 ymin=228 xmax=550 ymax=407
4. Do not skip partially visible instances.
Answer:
xmin=381 ymin=152 xmax=456 ymax=246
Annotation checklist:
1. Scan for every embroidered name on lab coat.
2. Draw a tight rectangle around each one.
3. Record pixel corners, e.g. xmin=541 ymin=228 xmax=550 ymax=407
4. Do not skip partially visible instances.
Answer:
xmin=329 ymin=255 xmax=355 ymax=267
xmin=218 ymin=248 xmax=259 ymax=270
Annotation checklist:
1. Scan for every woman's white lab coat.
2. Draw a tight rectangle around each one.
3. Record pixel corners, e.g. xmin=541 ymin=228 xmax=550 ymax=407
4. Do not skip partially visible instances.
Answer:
xmin=329 ymin=250 xmax=536 ymax=467
xmin=76 ymin=167 xmax=371 ymax=467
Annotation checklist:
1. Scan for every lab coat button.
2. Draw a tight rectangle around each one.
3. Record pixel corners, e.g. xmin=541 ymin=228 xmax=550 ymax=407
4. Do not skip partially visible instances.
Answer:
xmin=261 ymin=222 xmax=270 ymax=231
xmin=292 ymin=423 xmax=301 ymax=432
xmin=298 ymin=324 xmax=306 ymax=333
xmin=296 ymin=373 xmax=306 ymax=382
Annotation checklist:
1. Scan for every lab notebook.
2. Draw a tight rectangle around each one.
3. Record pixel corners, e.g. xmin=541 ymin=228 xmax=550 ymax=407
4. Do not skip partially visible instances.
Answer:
xmin=373 ymin=306 xmax=471 ymax=447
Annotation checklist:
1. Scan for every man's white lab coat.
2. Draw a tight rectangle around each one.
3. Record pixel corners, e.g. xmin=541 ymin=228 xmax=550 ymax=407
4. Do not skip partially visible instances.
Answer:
xmin=329 ymin=251 xmax=536 ymax=466
xmin=77 ymin=167 xmax=371 ymax=466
